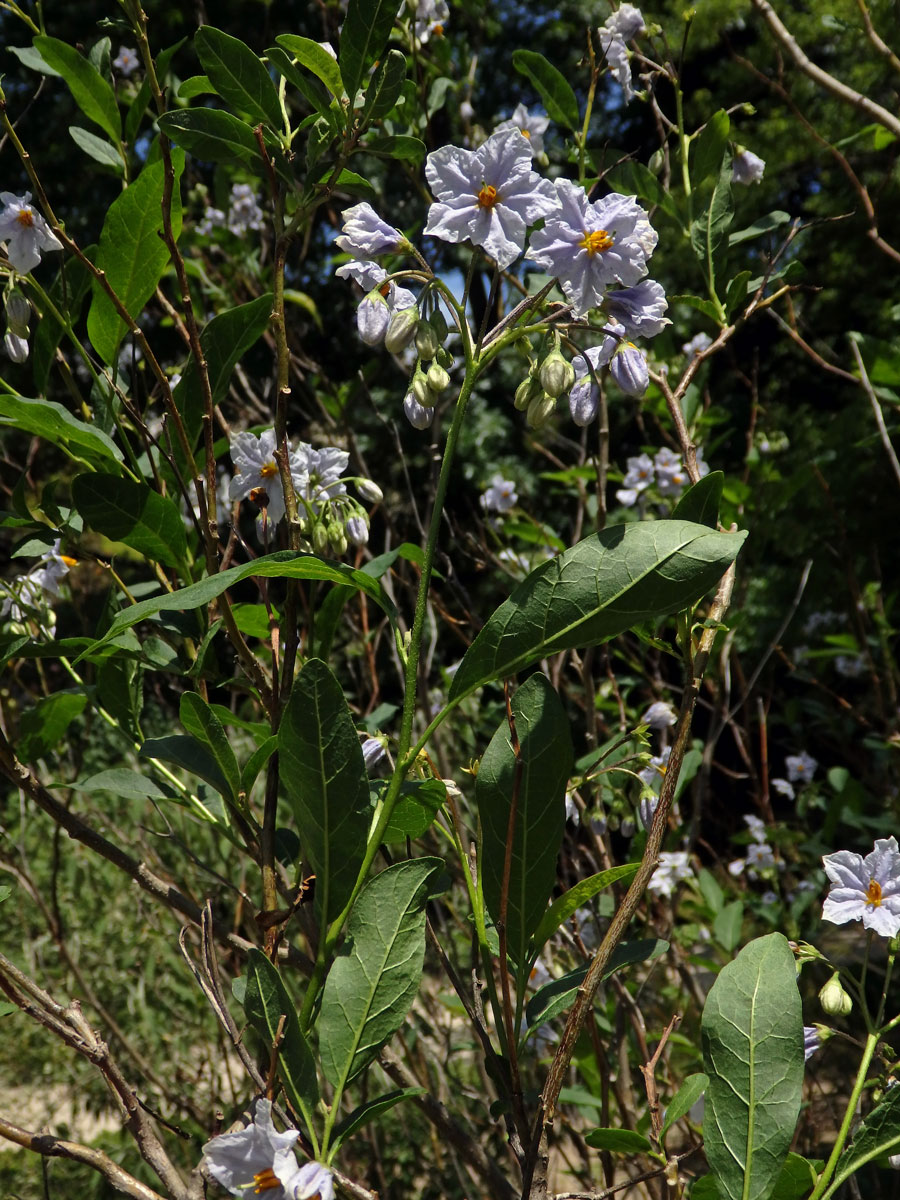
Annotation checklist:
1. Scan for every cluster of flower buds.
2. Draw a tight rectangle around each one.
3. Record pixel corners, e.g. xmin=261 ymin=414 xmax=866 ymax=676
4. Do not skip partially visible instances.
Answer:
xmin=402 ymin=310 xmax=454 ymax=429
xmin=4 ymin=289 xmax=31 ymax=363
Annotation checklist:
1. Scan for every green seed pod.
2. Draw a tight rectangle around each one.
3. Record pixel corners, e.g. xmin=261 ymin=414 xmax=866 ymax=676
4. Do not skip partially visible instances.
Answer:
xmin=415 ymin=319 xmax=440 ymax=360
xmin=426 ymin=361 xmax=451 ymax=393
xmin=526 ymin=392 xmax=556 ymax=429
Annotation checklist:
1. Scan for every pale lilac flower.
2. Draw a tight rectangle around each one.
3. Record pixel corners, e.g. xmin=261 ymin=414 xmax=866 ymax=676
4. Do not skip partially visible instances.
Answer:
xmin=599 ymin=5 xmax=645 ymax=102
xmin=424 ymin=129 xmax=560 ymax=270
xmin=657 ymin=460 xmax=689 ymax=498
xmin=822 ymin=837 xmax=900 ymax=938
xmin=402 ymin=0 xmax=450 ymax=45
xmin=620 ymin=816 xmax=635 ymax=838
xmin=744 ymin=814 xmax=767 ymax=842
xmin=835 ymin=654 xmax=866 ymax=678
xmin=642 ymin=699 xmax=676 ymax=728
xmin=728 ymin=858 xmax=745 ymax=877
xmin=292 ymin=1163 xmax=335 ymax=1200
xmin=112 ymin=46 xmax=140 ymax=76
xmin=362 ymin=736 xmax=386 ymax=770
xmin=336 ymin=259 xmax=388 ymax=291
xmin=202 ymin=1098 xmax=300 ymax=1197
xmin=498 ymin=547 xmax=531 ymax=575
xmin=786 ymin=752 xmax=817 ymax=784
xmin=604 ymin=2 xmax=646 ymax=41
xmin=336 ymin=202 xmax=406 ymax=257
xmin=0 ymin=192 xmax=62 ymax=274
xmin=34 ymin=540 xmax=76 ymax=597
xmin=1 ymin=574 xmax=52 ymax=627
xmin=772 ymin=778 xmax=796 ymax=800
xmin=623 ymin=453 xmax=655 ymax=493
xmin=480 ymin=474 xmax=518 ymax=513
xmin=746 ymin=842 xmax=775 ymax=871
xmin=732 ymin=149 xmax=765 ymax=185
xmin=197 ymin=206 xmax=226 ymax=236
xmin=565 ymin=795 xmax=580 ymax=825
xmin=568 ymin=331 xmax=621 ymax=426
xmin=494 ymin=103 xmax=550 ymax=157
xmin=609 ymin=343 xmax=648 ymax=396
xmin=803 ymin=1025 xmax=821 ymax=1062
xmin=228 ymin=430 xmax=308 ymax=527
xmin=4 ymin=330 xmax=28 ymax=362
xmin=528 ymin=180 xmax=657 ymax=317
xmin=682 ymin=331 xmax=712 ymax=357
xmin=654 ymin=447 xmax=680 ymax=473
xmin=302 ymin=446 xmax=349 ymax=510
xmin=648 ymin=850 xmax=692 ymax=897
xmin=616 ymin=487 xmax=640 ymax=507
xmin=227 ymin=183 xmax=264 ymax=235
xmin=695 ymin=446 xmax=710 ymax=478
xmin=346 ymin=514 xmax=369 ymax=546
xmin=357 ymin=289 xmax=392 ymax=345
xmin=403 ymin=392 xmax=434 ymax=429
xmin=604 ymin=279 xmax=669 ymax=338
xmin=639 ymin=746 xmax=671 ymax=786
xmin=638 ymin=792 xmax=658 ymax=831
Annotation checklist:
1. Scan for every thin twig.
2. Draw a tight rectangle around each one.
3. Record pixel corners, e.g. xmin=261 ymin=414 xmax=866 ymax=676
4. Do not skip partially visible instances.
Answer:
xmin=850 ymin=339 xmax=900 ymax=490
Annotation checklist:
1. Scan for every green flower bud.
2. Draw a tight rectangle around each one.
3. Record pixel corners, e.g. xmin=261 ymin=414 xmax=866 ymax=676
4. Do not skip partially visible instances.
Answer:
xmin=426 ymin=361 xmax=451 ymax=393
xmin=313 ymin=523 xmax=330 ymax=555
xmin=415 ymin=319 xmax=440 ymax=360
xmin=436 ymin=345 xmax=454 ymax=368
xmin=526 ymin=392 xmax=556 ymax=429
xmin=412 ymin=366 xmax=431 ymax=406
xmin=539 ymin=349 xmax=575 ymax=398
xmin=515 ymin=375 xmax=542 ymax=411
xmin=327 ymin=520 xmax=348 ymax=556
xmin=819 ymin=973 xmax=852 ymax=1017
xmin=384 ymin=305 xmax=419 ymax=354
xmin=431 ymin=307 xmax=449 ymax=342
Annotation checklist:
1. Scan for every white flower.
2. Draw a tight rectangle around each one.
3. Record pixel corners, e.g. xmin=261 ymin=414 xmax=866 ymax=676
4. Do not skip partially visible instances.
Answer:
xmin=290 ymin=1162 xmax=335 ymax=1200
xmin=746 ymin=842 xmax=775 ymax=871
xmin=568 ymin=332 xmax=621 ymax=426
xmin=656 ymin=461 xmax=688 ymax=498
xmin=599 ymin=5 xmax=645 ymax=102
xmin=0 ymin=192 xmax=62 ymax=274
xmin=771 ymin=777 xmax=796 ymax=800
xmin=623 ymin=453 xmax=655 ymax=493
xmin=401 ymin=0 xmax=450 ymax=45
xmin=695 ymin=446 xmax=710 ymax=478
xmin=197 ymin=206 xmax=226 ymax=236
xmin=744 ymin=814 xmax=767 ymax=842
xmin=112 ymin=46 xmax=140 ymax=76
xmin=528 ymin=180 xmax=657 ymax=317
xmin=834 ymin=654 xmax=866 ymax=678
xmin=301 ymin=446 xmax=350 ymax=510
xmin=604 ymin=279 xmax=669 ymax=338
xmin=732 ymin=149 xmax=765 ymax=185
xmin=336 ymin=259 xmax=388 ymax=291
xmin=498 ymin=547 xmax=531 ymax=575
xmin=494 ymin=103 xmax=550 ymax=157
xmin=654 ymin=447 xmax=680 ymax=473
xmin=604 ymin=3 xmax=646 ymax=41
xmin=565 ymin=794 xmax=580 ymax=825
xmin=822 ymin=837 xmax=900 ymax=938
xmin=609 ymin=342 xmax=648 ymax=396
xmin=336 ymin=202 xmax=406 ymax=257
xmin=681 ymin=331 xmax=712 ymax=357
xmin=227 ymin=183 xmax=264 ymax=235
xmin=642 ymin=699 xmax=676 ymax=728
xmin=203 ymin=1099 xmax=333 ymax=1200
xmin=424 ymin=129 xmax=560 ymax=270
xmin=228 ymin=429 xmax=308 ymax=527
xmin=616 ymin=487 xmax=639 ymax=507
xmin=785 ymin=752 xmax=817 ymax=784
xmin=639 ymin=746 xmax=671 ymax=786
xmin=648 ymin=850 xmax=692 ymax=897
xmin=480 ymin=474 xmax=518 ymax=513
xmin=403 ymin=392 xmax=434 ymax=429
xmin=4 ymin=330 xmax=29 ymax=362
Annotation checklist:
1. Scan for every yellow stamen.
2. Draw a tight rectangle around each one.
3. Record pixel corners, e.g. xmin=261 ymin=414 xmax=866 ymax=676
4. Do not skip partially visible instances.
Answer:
xmin=520 ymin=128 xmax=531 ymax=139
xmin=252 ymin=1168 xmax=281 ymax=1192
xmin=260 ymin=461 xmax=278 ymax=479
xmin=15 ymin=207 xmax=34 ymax=228
xmin=433 ymin=23 xmax=444 ymax=35
xmin=579 ymin=229 xmax=614 ymax=256
xmin=61 ymin=555 xmax=78 ymax=568
xmin=477 ymin=184 xmax=499 ymax=209
xmin=866 ymin=878 xmax=883 ymax=907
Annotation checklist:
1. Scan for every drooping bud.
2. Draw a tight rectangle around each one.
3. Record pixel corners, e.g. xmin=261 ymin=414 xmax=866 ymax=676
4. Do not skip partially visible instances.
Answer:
xmin=414 ymin=318 xmax=440 ymax=360
xmin=361 ymin=735 xmax=387 ymax=771
xmin=403 ymin=392 xmax=434 ymax=429
xmin=313 ymin=523 xmax=330 ymax=555
xmin=384 ymin=304 xmax=419 ymax=354
xmin=568 ymin=377 xmax=599 ymax=426
xmin=412 ymin=364 xmax=433 ymax=407
xmin=357 ymin=289 xmax=391 ymax=345
xmin=328 ymin=520 xmax=348 ymax=556
xmin=514 ymin=375 xmax=542 ymax=411
xmin=6 ymin=291 xmax=31 ymax=337
xmin=355 ymin=478 xmax=383 ymax=505
xmin=539 ymin=347 xmax=575 ymax=398
xmin=526 ymin=392 xmax=556 ymax=429
xmin=4 ymin=330 xmax=29 ymax=363
xmin=610 ymin=343 xmax=649 ymax=397
xmin=426 ymin=361 xmax=451 ymax=394
xmin=431 ymin=307 xmax=449 ymax=343
xmin=345 ymin=514 xmax=369 ymax=546
xmin=818 ymin=973 xmax=852 ymax=1017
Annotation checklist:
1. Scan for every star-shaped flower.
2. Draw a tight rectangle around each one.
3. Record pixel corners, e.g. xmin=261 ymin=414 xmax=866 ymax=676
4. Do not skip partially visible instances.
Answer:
xmin=494 ymin=103 xmax=550 ymax=157
xmin=336 ymin=202 xmax=406 ymax=257
xmin=480 ymin=474 xmax=518 ymax=513
xmin=822 ymin=837 xmax=900 ymax=938
xmin=424 ymin=128 xmax=560 ymax=269
xmin=0 ymin=192 xmax=62 ymax=274
xmin=203 ymin=1099 xmax=334 ymax=1200
xmin=528 ymin=180 xmax=657 ymax=317
xmin=229 ymin=429 xmax=308 ymax=527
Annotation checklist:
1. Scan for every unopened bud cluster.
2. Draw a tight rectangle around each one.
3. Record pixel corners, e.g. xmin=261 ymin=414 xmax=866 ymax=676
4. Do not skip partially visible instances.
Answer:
xmin=4 ymin=289 xmax=31 ymax=363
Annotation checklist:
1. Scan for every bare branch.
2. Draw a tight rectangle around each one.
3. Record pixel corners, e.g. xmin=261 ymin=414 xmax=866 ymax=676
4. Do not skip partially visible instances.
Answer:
xmin=850 ymin=338 xmax=900 ymax=491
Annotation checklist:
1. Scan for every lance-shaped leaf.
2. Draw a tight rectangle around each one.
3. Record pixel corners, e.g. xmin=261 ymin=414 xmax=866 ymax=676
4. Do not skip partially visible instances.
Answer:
xmin=660 ymin=1073 xmax=709 ymax=1145
xmin=360 ymin=49 xmax=407 ymax=123
xmin=0 ymin=395 xmax=122 ymax=471
xmin=34 ymin=35 xmax=121 ymax=143
xmin=449 ymin=521 xmax=746 ymax=702
xmin=702 ymin=932 xmax=803 ymax=1200
xmin=331 ymin=1087 xmax=426 ymax=1151
xmin=339 ymin=0 xmax=397 ymax=111
xmin=318 ymin=858 xmax=443 ymax=1090
xmin=157 ymin=109 xmax=261 ymax=166
xmin=670 ymin=472 xmax=723 ymax=528
xmin=180 ymin=692 xmax=240 ymax=803
xmin=531 ymin=863 xmax=639 ymax=952
xmin=243 ymin=949 xmax=318 ymax=1134
xmin=476 ymin=674 xmax=573 ymax=967
xmin=511 ymin=49 xmax=579 ymax=131
xmin=195 ymin=26 xmax=283 ymax=128
xmin=279 ymin=659 xmax=370 ymax=926
xmin=72 ymin=473 xmax=189 ymax=569
xmin=276 ymin=34 xmax=343 ymax=98
xmin=525 ymin=939 xmax=669 ymax=1031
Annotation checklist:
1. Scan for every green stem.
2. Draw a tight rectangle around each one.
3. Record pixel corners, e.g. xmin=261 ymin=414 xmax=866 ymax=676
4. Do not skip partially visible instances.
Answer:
xmin=808 ymin=1031 xmax=879 ymax=1200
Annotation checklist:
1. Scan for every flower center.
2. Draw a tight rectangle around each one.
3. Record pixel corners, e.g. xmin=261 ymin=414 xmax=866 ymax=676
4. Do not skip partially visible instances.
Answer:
xmin=61 ymin=555 xmax=78 ymax=568
xmin=866 ymin=878 xmax=883 ymax=907
xmin=477 ymin=184 xmax=499 ymax=209
xmin=520 ymin=128 xmax=531 ymax=139
xmin=579 ymin=229 xmax=614 ymax=256
xmin=251 ymin=1168 xmax=281 ymax=1192
xmin=15 ymin=207 xmax=35 ymax=228
xmin=260 ymin=461 xmax=278 ymax=479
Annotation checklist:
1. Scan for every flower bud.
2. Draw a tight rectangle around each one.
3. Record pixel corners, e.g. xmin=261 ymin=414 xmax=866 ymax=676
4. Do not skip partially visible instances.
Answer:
xmin=328 ymin=520 xmax=348 ymax=555
xmin=355 ymin=478 xmax=383 ymax=505
xmin=4 ymin=330 xmax=29 ymax=363
xmin=384 ymin=305 xmax=419 ymax=354
xmin=403 ymin=392 xmax=434 ymax=429
xmin=526 ymin=392 xmax=556 ymax=429
xmin=620 ymin=817 xmax=635 ymax=839
xmin=357 ymin=290 xmax=390 ymax=345
xmin=313 ymin=523 xmax=330 ymax=555
xmin=431 ymin=307 xmax=449 ymax=343
xmin=426 ymin=361 xmax=451 ymax=393
xmin=414 ymin=318 xmax=440 ymax=360
xmin=819 ymin=973 xmax=852 ymax=1017
xmin=435 ymin=345 xmax=453 ymax=368
xmin=412 ymin=366 xmax=433 ymax=407
xmin=362 ymin=735 xmax=387 ymax=770
xmin=514 ymin=375 xmax=542 ymax=411
xmin=568 ymin=377 xmax=598 ymax=426
xmin=6 ymin=291 xmax=31 ymax=337
xmin=539 ymin=349 xmax=575 ymax=398
xmin=346 ymin=514 xmax=369 ymax=546
xmin=610 ymin=343 xmax=649 ymax=397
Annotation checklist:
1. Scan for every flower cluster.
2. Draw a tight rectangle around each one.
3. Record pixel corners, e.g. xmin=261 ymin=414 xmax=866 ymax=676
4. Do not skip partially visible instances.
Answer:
xmin=728 ymin=814 xmax=776 ymax=880
xmin=615 ymin=446 xmax=708 ymax=508
xmin=771 ymin=751 xmax=817 ymax=801
xmin=599 ymin=3 xmax=646 ymax=103
xmin=0 ymin=192 xmax=62 ymax=274
xmin=648 ymin=850 xmax=693 ymax=898
xmin=1 ymin=539 xmax=76 ymax=635
xmin=228 ymin=429 xmax=381 ymax=551
xmin=197 ymin=183 xmax=265 ymax=237
xmin=203 ymin=1099 xmax=333 ymax=1200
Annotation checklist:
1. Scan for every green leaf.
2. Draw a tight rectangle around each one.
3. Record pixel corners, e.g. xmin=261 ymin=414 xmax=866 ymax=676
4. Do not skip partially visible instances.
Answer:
xmin=157 ymin=108 xmax=261 ymax=166
xmin=511 ymin=49 xmax=579 ymax=131
xmin=831 ymin=1084 xmax=900 ymax=1191
xmin=139 ymin=735 xmax=232 ymax=803
xmin=87 ymin=152 xmax=185 ymax=364
xmin=380 ymin=779 xmax=446 ymax=842
xmin=0 ymin=886 xmax=11 ymax=904
xmin=692 ymin=109 xmax=730 ymax=188
xmin=0 ymin=394 xmax=123 ymax=471
xmin=585 ymin=1128 xmax=653 ymax=1154
xmin=671 ymin=294 xmax=721 ymax=322
xmin=180 ymin=692 xmax=240 ymax=803
xmin=531 ymin=864 xmax=639 ymax=952
xmin=697 ymin=867 xmax=724 ymax=914
xmin=279 ymin=659 xmax=371 ymax=926
xmin=690 ymin=155 xmax=734 ymax=263
xmin=266 ymin=46 xmax=332 ymax=117
xmin=68 ymin=125 xmax=123 ymax=172
xmin=276 ymin=34 xmax=343 ymax=98
xmin=77 ymin=768 xmax=172 ymax=802
xmin=670 ymin=472 xmax=723 ymax=528
xmin=712 ymin=900 xmax=743 ymax=952
xmin=361 ymin=135 xmax=426 ymax=162
xmin=19 ymin=691 xmax=87 ymax=762
xmin=449 ymin=521 xmax=747 ymax=703
xmin=71 ymin=474 xmax=188 ymax=569
xmin=476 ymin=674 xmax=573 ymax=967
xmin=8 ymin=45 xmax=61 ymax=76
xmin=339 ymin=0 xmax=398 ymax=110
xmin=525 ymin=939 xmax=669 ymax=1031
xmin=79 ymin=551 xmax=398 ymax=659
xmin=660 ymin=1073 xmax=708 ymax=1144
xmin=331 ymin=1087 xmax=426 ymax=1149
xmin=34 ymin=35 xmax=121 ymax=142
xmin=728 ymin=212 xmax=791 ymax=247
xmin=177 ymin=75 xmax=215 ymax=100
xmin=725 ymin=271 xmax=752 ymax=318
xmin=195 ymin=26 xmax=283 ymax=128
xmin=318 ymin=858 xmax=443 ymax=1090
xmin=768 ymin=1154 xmax=818 ymax=1200
xmin=360 ymin=49 xmax=407 ymax=122
xmin=244 ymin=949 xmax=319 ymax=1132
xmin=701 ymin=933 xmax=803 ymax=1200
xmin=240 ymin=736 xmax=277 ymax=798
xmin=33 ymin=252 xmax=94 ymax=394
